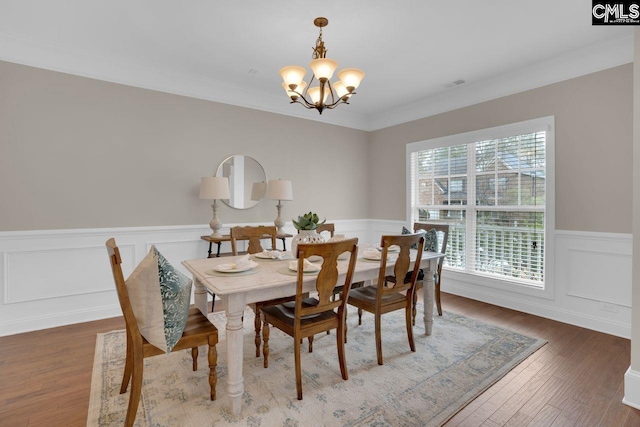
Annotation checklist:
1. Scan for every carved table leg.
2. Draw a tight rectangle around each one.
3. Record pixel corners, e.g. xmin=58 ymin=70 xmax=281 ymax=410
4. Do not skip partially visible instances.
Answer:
xmin=193 ymin=277 xmax=208 ymax=316
xmin=423 ymin=258 xmax=436 ymax=336
xmin=223 ymin=294 xmax=246 ymax=416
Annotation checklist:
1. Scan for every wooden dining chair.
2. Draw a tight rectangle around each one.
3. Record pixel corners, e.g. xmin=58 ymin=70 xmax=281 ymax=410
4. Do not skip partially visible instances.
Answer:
xmin=261 ymin=238 xmax=359 ymax=400
xmin=230 ymin=225 xmax=303 ymax=358
xmin=105 ymin=238 xmax=218 ymax=427
xmin=413 ymin=223 xmax=449 ymax=319
xmin=347 ymin=233 xmax=424 ymax=365
xmin=230 ymin=225 xmax=277 ymax=255
xmin=315 ymin=222 xmax=335 ymax=239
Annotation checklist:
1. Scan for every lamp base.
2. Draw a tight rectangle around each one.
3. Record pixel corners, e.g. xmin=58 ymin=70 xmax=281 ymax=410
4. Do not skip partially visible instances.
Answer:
xmin=210 ymin=201 xmax=223 ymax=239
xmin=274 ymin=200 xmax=286 ymax=237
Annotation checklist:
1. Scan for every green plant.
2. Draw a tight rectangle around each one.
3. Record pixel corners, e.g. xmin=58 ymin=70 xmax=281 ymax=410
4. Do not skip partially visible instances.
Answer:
xmin=292 ymin=212 xmax=326 ymax=230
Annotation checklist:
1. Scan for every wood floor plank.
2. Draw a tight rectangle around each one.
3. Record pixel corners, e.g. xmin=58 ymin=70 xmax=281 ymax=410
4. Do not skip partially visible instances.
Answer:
xmin=601 ymin=383 xmax=632 ymax=427
xmin=455 ymin=361 xmax=545 ymax=426
xmin=488 ymin=354 xmax=566 ymax=425
xmin=574 ymin=393 xmax=612 ymax=427
xmin=503 ymin=411 xmax=533 ymax=427
xmin=549 ymin=398 xmax=586 ymax=426
xmin=528 ymin=404 xmax=561 ymax=427
xmin=625 ymin=407 xmax=640 ymax=427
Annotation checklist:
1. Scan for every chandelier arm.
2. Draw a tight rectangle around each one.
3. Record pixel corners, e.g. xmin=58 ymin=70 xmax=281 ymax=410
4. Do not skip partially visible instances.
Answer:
xmin=290 ymin=93 xmax=316 ymax=109
xmin=326 ymin=81 xmax=337 ymax=106
xmin=304 ymin=74 xmax=316 ymax=99
xmin=290 ymin=98 xmax=315 ymax=109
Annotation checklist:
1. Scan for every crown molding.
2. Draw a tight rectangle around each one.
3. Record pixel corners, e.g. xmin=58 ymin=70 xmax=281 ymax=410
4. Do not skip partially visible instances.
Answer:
xmin=0 ymin=30 xmax=633 ymax=132
xmin=365 ymin=33 xmax=634 ymax=131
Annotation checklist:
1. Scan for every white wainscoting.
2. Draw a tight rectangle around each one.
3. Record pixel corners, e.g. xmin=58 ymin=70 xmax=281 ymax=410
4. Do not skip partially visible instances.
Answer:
xmin=0 ymin=222 xmax=631 ymax=337
xmin=0 ymin=220 xmax=374 ymax=336
xmin=368 ymin=222 xmax=632 ymax=339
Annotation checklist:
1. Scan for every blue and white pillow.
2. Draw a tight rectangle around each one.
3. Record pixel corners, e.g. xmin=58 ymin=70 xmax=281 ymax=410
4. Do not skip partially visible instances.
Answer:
xmin=402 ymin=226 xmax=438 ymax=252
xmin=125 ymin=246 xmax=192 ymax=353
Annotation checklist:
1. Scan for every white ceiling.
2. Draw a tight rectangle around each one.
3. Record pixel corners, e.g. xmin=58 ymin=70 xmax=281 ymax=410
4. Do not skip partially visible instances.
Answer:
xmin=0 ymin=1 xmax=634 ymax=131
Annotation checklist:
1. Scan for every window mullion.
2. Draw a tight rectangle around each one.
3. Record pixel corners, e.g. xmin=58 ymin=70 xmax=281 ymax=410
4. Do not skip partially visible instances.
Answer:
xmin=467 ymin=142 xmax=476 ymax=274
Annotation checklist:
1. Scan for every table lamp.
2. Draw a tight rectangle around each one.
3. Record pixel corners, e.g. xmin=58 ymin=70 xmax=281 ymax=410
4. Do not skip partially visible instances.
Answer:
xmin=266 ymin=179 xmax=293 ymax=237
xmin=199 ymin=176 xmax=231 ymax=238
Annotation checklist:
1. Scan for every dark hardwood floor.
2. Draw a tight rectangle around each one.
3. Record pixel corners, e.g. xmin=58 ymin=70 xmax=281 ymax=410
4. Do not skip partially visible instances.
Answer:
xmin=1 ymin=293 xmax=638 ymax=426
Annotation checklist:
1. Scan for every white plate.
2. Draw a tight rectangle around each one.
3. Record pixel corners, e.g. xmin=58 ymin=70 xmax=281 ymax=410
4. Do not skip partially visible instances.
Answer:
xmin=377 ymin=245 xmax=400 ymax=252
xmin=363 ymin=254 xmax=397 ymax=261
xmin=213 ymin=263 xmax=252 ymax=273
xmin=288 ymin=265 xmax=321 ymax=273
xmin=254 ymin=252 xmax=281 ymax=259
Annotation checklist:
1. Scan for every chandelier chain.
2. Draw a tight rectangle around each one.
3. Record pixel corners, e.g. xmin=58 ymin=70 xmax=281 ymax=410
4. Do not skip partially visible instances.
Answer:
xmin=313 ymin=27 xmax=327 ymax=60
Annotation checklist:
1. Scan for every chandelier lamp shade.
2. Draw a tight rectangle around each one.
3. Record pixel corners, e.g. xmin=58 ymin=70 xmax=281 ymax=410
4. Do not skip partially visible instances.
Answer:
xmin=279 ymin=17 xmax=365 ymax=114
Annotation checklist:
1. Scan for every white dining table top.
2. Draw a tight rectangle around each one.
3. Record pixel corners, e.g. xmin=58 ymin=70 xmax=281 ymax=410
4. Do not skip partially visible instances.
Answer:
xmin=182 ymin=250 xmax=444 ymax=299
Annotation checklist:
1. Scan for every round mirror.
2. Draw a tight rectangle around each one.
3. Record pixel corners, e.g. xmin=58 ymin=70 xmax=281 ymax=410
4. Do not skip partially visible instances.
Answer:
xmin=216 ymin=155 xmax=266 ymax=210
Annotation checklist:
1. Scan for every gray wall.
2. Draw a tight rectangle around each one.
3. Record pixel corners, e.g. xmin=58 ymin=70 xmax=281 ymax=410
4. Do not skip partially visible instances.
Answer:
xmin=0 ymin=61 xmax=633 ymax=235
xmin=368 ymin=64 xmax=633 ymax=234
xmin=0 ymin=61 xmax=370 ymax=231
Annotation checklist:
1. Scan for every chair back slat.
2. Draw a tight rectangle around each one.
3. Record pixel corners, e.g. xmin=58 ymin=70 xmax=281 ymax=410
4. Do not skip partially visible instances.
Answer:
xmin=315 ymin=223 xmax=335 ymax=238
xmin=377 ymin=233 xmax=424 ymax=298
xmin=230 ymin=225 xmax=277 ymax=255
xmin=296 ymin=238 xmax=358 ymax=320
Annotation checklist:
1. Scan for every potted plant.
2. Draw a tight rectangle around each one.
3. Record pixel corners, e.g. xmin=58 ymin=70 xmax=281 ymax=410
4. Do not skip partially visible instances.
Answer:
xmin=291 ymin=212 xmax=326 ymax=256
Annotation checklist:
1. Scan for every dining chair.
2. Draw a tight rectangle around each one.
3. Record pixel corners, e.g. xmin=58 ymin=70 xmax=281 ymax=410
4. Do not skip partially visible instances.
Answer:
xmin=315 ymin=222 xmax=335 ymax=239
xmin=261 ymin=238 xmax=359 ymax=400
xmin=230 ymin=225 xmax=277 ymax=255
xmin=229 ymin=225 xmax=303 ymax=358
xmin=105 ymin=238 xmax=218 ymax=427
xmin=413 ymin=223 xmax=449 ymax=319
xmin=347 ymin=233 xmax=424 ymax=365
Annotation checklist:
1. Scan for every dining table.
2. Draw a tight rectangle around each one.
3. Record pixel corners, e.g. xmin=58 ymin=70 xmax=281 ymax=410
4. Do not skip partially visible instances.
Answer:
xmin=182 ymin=248 xmax=445 ymax=416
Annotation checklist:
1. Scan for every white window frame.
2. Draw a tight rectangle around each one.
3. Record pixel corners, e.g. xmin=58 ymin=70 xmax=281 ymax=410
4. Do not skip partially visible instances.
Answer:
xmin=406 ymin=116 xmax=555 ymax=299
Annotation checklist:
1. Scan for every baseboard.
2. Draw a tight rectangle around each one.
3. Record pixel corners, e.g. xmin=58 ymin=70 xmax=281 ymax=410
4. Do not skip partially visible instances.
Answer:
xmin=624 ymin=368 xmax=640 ymax=409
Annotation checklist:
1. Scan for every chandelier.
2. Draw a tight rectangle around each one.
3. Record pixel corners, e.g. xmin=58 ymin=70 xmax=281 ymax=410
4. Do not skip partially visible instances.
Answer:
xmin=279 ymin=17 xmax=365 ymax=114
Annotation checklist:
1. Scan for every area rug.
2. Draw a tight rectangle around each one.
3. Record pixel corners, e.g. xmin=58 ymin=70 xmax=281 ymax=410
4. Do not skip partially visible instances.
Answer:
xmin=87 ymin=304 xmax=545 ymax=427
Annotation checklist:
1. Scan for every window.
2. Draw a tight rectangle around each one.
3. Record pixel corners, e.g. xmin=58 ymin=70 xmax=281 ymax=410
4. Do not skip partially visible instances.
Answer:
xmin=407 ymin=117 xmax=554 ymax=291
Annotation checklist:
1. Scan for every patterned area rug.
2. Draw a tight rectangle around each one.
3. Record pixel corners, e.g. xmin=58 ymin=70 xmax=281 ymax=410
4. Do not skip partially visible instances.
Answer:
xmin=87 ymin=305 xmax=545 ymax=427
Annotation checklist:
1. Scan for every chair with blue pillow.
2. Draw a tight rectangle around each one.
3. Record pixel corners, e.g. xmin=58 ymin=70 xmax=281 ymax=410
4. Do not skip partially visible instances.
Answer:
xmin=412 ymin=223 xmax=449 ymax=319
xmin=106 ymin=238 xmax=218 ymax=427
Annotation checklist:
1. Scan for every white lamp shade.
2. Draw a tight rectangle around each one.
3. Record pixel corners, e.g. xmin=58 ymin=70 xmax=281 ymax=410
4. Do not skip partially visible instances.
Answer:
xmin=309 ymin=58 xmax=338 ymax=81
xmin=338 ymin=68 xmax=365 ymax=90
xmin=199 ymin=176 xmax=230 ymax=200
xmin=279 ymin=66 xmax=307 ymax=89
xmin=282 ymin=81 xmax=307 ymax=99
xmin=266 ymin=179 xmax=293 ymax=201
xmin=307 ymin=86 xmax=329 ymax=105
xmin=251 ymin=181 xmax=267 ymax=201
xmin=332 ymin=81 xmax=350 ymax=99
